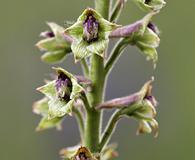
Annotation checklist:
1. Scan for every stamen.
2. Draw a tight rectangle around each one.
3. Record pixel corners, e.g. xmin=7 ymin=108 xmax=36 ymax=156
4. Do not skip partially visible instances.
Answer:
xmin=83 ymin=14 xmax=99 ymax=43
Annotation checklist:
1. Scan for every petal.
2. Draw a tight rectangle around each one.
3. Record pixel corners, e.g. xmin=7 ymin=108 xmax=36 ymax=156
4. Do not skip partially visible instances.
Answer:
xmin=70 ymin=79 xmax=84 ymax=99
xmin=133 ymin=100 xmax=157 ymax=120
xmin=137 ymin=120 xmax=152 ymax=135
xmin=136 ymin=43 xmax=158 ymax=63
xmin=47 ymin=22 xmax=64 ymax=36
xmin=71 ymin=40 xmax=92 ymax=61
xmin=137 ymin=28 xmax=160 ymax=48
xmin=87 ymin=39 xmax=108 ymax=57
xmin=48 ymin=98 xmax=68 ymax=119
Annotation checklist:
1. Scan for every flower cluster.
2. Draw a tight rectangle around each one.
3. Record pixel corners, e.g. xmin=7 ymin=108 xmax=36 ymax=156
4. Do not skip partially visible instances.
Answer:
xmin=34 ymin=0 xmax=166 ymax=159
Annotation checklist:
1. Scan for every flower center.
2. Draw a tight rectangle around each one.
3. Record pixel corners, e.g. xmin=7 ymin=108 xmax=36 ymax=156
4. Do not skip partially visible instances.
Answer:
xmin=147 ymin=22 xmax=159 ymax=35
xmin=55 ymin=72 xmax=72 ymax=101
xmin=145 ymin=0 xmax=152 ymax=4
xmin=76 ymin=152 xmax=89 ymax=160
xmin=83 ymin=14 xmax=99 ymax=43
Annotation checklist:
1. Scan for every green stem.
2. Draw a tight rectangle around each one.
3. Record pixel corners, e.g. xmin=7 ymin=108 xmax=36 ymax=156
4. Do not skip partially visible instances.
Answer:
xmin=99 ymin=103 xmax=141 ymax=151
xmin=85 ymin=55 xmax=105 ymax=152
xmin=95 ymin=0 xmax=110 ymax=19
xmin=81 ymin=59 xmax=89 ymax=77
xmin=99 ymin=110 xmax=122 ymax=152
xmin=110 ymin=0 xmax=124 ymax=22
xmin=105 ymin=38 xmax=128 ymax=75
xmin=73 ymin=107 xmax=85 ymax=143
xmin=84 ymin=0 xmax=110 ymax=153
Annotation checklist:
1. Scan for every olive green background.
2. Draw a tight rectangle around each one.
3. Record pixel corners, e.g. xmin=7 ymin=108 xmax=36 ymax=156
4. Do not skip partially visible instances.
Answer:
xmin=0 ymin=0 xmax=194 ymax=159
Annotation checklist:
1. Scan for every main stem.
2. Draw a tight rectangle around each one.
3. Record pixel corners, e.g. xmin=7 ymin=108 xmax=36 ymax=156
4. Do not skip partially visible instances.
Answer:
xmin=84 ymin=0 xmax=110 ymax=153
xmin=85 ymin=55 xmax=105 ymax=152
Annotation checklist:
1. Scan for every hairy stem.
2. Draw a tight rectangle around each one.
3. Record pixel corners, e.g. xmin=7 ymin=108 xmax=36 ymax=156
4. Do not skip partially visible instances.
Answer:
xmin=99 ymin=103 xmax=141 ymax=151
xmin=110 ymin=0 xmax=125 ymax=22
xmin=85 ymin=55 xmax=105 ymax=152
xmin=105 ymin=38 xmax=128 ymax=75
xmin=81 ymin=59 xmax=89 ymax=77
xmin=95 ymin=0 xmax=110 ymax=19
xmin=73 ymin=107 xmax=85 ymax=142
xmin=84 ymin=0 xmax=110 ymax=153
xmin=99 ymin=110 xmax=122 ymax=151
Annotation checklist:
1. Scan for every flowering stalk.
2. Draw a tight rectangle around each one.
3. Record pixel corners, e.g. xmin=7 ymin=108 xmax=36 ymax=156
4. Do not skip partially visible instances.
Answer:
xmin=33 ymin=0 xmax=166 ymax=159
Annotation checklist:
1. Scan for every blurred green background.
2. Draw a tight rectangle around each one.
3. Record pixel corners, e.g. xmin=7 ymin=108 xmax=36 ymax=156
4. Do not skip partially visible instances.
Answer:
xmin=0 ymin=0 xmax=194 ymax=159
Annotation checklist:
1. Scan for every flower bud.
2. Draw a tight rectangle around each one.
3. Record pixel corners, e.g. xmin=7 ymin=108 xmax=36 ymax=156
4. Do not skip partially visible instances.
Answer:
xmin=36 ymin=22 xmax=72 ymax=64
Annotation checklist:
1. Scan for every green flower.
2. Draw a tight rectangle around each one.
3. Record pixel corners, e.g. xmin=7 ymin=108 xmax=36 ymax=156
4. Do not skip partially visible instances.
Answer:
xmin=97 ymin=78 xmax=158 ymax=137
xmin=127 ymin=78 xmax=159 ymax=137
xmin=36 ymin=23 xmax=72 ymax=64
xmin=37 ymin=67 xmax=83 ymax=119
xmin=64 ymin=8 xmax=119 ymax=62
xmin=60 ymin=144 xmax=117 ymax=160
xmin=110 ymin=12 xmax=160 ymax=65
xmin=133 ymin=0 xmax=166 ymax=12
xmin=131 ymin=23 xmax=160 ymax=65
xmin=33 ymin=97 xmax=63 ymax=131
xmin=60 ymin=146 xmax=97 ymax=160
xmin=129 ymin=12 xmax=160 ymax=65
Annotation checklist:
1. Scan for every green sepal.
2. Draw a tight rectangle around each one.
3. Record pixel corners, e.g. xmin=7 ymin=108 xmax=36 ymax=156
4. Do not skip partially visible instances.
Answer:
xmin=133 ymin=0 xmax=166 ymax=12
xmin=37 ymin=81 xmax=56 ymax=99
xmin=33 ymin=97 xmax=64 ymax=131
xmin=36 ymin=116 xmax=63 ymax=131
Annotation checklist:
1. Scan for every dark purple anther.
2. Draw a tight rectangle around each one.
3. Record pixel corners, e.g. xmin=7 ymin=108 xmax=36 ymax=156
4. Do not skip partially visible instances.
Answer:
xmin=55 ymin=72 xmax=72 ymax=101
xmin=76 ymin=152 xmax=88 ymax=160
xmin=147 ymin=22 xmax=159 ymax=34
xmin=40 ymin=31 xmax=55 ymax=38
xmin=83 ymin=15 xmax=99 ymax=43
xmin=145 ymin=95 xmax=158 ymax=107
xmin=145 ymin=0 xmax=152 ymax=4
